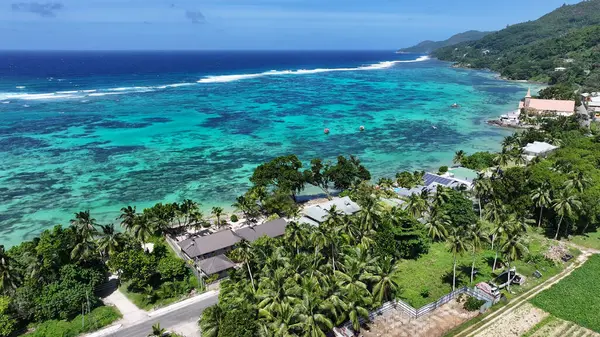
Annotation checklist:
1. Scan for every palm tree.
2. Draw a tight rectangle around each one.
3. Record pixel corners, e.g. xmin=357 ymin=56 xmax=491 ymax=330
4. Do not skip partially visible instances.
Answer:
xmin=258 ymin=301 xmax=302 ymax=337
xmin=70 ymin=210 xmax=98 ymax=239
xmin=494 ymin=148 xmax=512 ymax=167
xmin=552 ymin=189 xmax=582 ymax=240
xmin=447 ymin=227 xmax=467 ymax=291
xmin=467 ymin=221 xmax=488 ymax=284
xmin=130 ymin=215 xmax=154 ymax=243
xmin=564 ymin=171 xmax=591 ymax=194
xmin=71 ymin=234 xmax=97 ymax=263
xmin=148 ymin=323 xmax=166 ymax=337
xmin=211 ymin=206 xmax=224 ymax=228
xmin=97 ymin=224 xmax=124 ymax=259
xmin=453 ymin=150 xmax=466 ymax=165
xmin=425 ymin=214 xmax=449 ymax=242
xmin=369 ymin=256 xmax=401 ymax=304
xmin=232 ymin=239 xmax=256 ymax=291
xmin=484 ymin=199 xmax=506 ymax=224
xmin=501 ymin=227 xmax=529 ymax=292
xmin=512 ymin=147 xmax=527 ymax=166
xmin=432 ymin=185 xmax=450 ymax=209
xmin=0 ymin=245 xmax=19 ymax=292
xmin=118 ymin=205 xmax=137 ymax=230
xmin=531 ymin=183 xmax=552 ymax=227
xmin=473 ymin=174 xmax=492 ymax=219
xmin=296 ymin=294 xmax=334 ymax=337
xmin=357 ymin=197 xmax=382 ymax=231
xmin=179 ymin=199 xmax=201 ymax=227
xmin=404 ymin=193 xmax=428 ymax=219
xmin=284 ymin=221 xmax=305 ymax=254
xmin=343 ymin=288 xmax=372 ymax=332
xmin=200 ymin=304 xmax=223 ymax=337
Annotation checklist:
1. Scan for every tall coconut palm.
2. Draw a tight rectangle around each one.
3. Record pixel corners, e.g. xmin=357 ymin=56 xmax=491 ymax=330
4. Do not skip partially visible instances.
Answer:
xmin=70 ymin=210 xmax=98 ymax=239
xmin=296 ymin=294 xmax=334 ymax=337
xmin=0 ymin=245 xmax=19 ymax=292
xmin=467 ymin=221 xmax=488 ymax=284
xmin=129 ymin=215 xmax=154 ymax=243
xmin=484 ymin=199 xmax=506 ymax=224
xmin=425 ymin=214 xmax=449 ymax=242
xmin=284 ymin=221 xmax=305 ymax=254
xmin=97 ymin=224 xmax=124 ymax=259
xmin=118 ymin=205 xmax=137 ymax=231
xmin=512 ymin=147 xmax=527 ymax=166
xmin=368 ymin=256 xmax=401 ymax=304
xmin=494 ymin=148 xmax=512 ymax=167
xmin=552 ymin=189 xmax=582 ymax=240
xmin=564 ymin=171 xmax=591 ymax=194
xmin=453 ymin=150 xmax=466 ymax=165
xmin=473 ymin=175 xmax=492 ymax=219
xmin=501 ymin=227 xmax=529 ymax=292
xmin=180 ymin=199 xmax=200 ymax=227
xmin=200 ymin=304 xmax=223 ymax=337
xmin=447 ymin=227 xmax=467 ymax=291
xmin=432 ymin=185 xmax=451 ymax=209
xmin=530 ymin=183 xmax=552 ymax=227
xmin=404 ymin=193 xmax=428 ymax=219
xmin=357 ymin=197 xmax=382 ymax=232
xmin=71 ymin=234 xmax=97 ymax=263
xmin=232 ymin=239 xmax=256 ymax=291
xmin=343 ymin=287 xmax=372 ymax=332
xmin=211 ymin=206 xmax=224 ymax=228
xmin=259 ymin=301 xmax=302 ymax=337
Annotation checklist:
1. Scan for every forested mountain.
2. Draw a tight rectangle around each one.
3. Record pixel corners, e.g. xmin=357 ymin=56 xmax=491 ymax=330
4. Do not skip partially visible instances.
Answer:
xmin=433 ymin=0 xmax=600 ymax=92
xmin=398 ymin=30 xmax=492 ymax=54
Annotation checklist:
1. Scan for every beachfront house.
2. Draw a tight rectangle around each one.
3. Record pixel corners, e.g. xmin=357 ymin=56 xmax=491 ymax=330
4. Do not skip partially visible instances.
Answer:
xmin=519 ymin=88 xmax=575 ymax=117
xmin=522 ymin=141 xmax=558 ymax=161
xmin=177 ymin=218 xmax=288 ymax=278
xmin=299 ymin=196 xmax=361 ymax=226
xmin=394 ymin=172 xmax=472 ymax=198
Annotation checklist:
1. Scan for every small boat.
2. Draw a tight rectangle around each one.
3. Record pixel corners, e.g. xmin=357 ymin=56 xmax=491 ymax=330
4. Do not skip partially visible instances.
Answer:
xmin=432 ymin=126 xmax=437 ymax=130
xmin=359 ymin=125 xmax=365 ymax=131
xmin=451 ymin=103 xmax=460 ymax=108
xmin=324 ymin=128 xmax=330 ymax=134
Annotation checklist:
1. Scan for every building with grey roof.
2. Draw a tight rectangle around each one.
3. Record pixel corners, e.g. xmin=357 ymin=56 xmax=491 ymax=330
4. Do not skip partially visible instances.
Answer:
xmin=197 ymin=254 xmax=236 ymax=276
xmin=299 ymin=196 xmax=361 ymax=226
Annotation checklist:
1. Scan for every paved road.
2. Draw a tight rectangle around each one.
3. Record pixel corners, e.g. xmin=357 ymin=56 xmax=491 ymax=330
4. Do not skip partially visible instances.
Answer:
xmin=106 ymin=293 xmax=218 ymax=337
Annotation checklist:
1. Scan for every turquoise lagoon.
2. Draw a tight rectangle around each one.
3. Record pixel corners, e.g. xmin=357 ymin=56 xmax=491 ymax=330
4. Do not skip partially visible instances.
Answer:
xmin=0 ymin=52 xmax=529 ymax=246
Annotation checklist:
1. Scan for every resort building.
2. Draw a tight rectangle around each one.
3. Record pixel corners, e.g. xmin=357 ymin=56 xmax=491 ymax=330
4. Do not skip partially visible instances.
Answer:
xmin=177 ymin=218 xmax=288 ymax=278
xmin=522 ymin=141 xmax=558 ymax=161
xmin=299 ymin=196 xmax=361 ymax=226
xmin=582 ymin=92 xmax=600 ymax=116
xmin=394 ymin=172 xmax=471 ymax=198
xmin=519 ymin=88 xmax=575 ymax=117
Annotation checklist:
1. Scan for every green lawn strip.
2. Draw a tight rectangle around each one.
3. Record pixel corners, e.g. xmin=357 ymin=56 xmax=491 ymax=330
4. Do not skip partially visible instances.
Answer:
xmin=395 ymin=234 xmax=563 ymax=308
xmin=26 ymin=306 xmax=121 ymax=337
xmin=569 ymin=228 xmax=600 ymax=251
xmin=530 ymin=255 xmax=600 ymax=333
xmin=119 ymin=279 xmax=194 ymax=311
xmin=521 ymin=315 xmax=556 ymax=337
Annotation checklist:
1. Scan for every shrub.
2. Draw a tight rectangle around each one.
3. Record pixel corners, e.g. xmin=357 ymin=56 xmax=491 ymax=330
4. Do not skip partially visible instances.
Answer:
xmin=230 ymin=214 xmax=239 ymax=223
xmin=438 ymin=166 xmax=449 ymax=174
xmin=29 ymin=306 xmax=121 ymax=337
xmin=266 ymin=213 xmax=280 ymax=221
xmin=157 ymin=256 xmax=188 ymax=281
xmin=0 ymin=296 xmax=17 ymax=337
xmin=420 ymin=288 xmax=430 ymax=298
xmin=464 ymin=296 xmax=486 ymax=312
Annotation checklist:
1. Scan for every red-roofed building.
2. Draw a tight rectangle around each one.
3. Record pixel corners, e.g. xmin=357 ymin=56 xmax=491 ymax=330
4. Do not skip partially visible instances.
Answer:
xmin=518 ymin=88 xmax=575 ymax=117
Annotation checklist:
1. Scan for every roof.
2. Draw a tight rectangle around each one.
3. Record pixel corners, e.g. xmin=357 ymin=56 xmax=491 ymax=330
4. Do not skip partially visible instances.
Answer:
xmin=302 ymin=196 xmax=360 ymax=223
xmin=520 ymin=98 xmax=575 ymax=112
xmin=298 ymin=216 xmax=320 ymax=227
xmin=235 ymin=218 xmax=288 ymax=241
xmin=178 ymin=219 xmax=289 ymax=259
xmin=523 ymin=141 xmax=558 ymax=155
xmin=423 ymin=172 xmax=459 ymax=187
xmin=394 ymin=186 xmax=425 ymax=197
xmin=178 ymin=230 xmax=241 ymax=258
xmin=198 ymin=254 xmax=236 ymax=275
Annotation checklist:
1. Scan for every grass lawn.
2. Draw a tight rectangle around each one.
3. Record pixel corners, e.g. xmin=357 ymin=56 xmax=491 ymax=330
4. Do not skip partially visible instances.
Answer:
xmin=27 ymin=306 xmax=121 ymax=337
xmin=395 ymin=233 xmax=567 ymax=308
xmin=119 ymin=283 xmax=189 ymax=311
xmin=530 ymin=254 xmax=600 ymax=333
xmin=569 ymin=228 xmax=600 ymax=250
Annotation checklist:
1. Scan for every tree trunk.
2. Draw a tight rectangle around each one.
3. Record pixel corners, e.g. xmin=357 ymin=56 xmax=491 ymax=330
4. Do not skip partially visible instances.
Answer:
xmin=554 ymin=215 xmax=564 ymax=240
xmin=493 ymin=250 xmax=498 ymax=273
xmin=506 ymin=261 xmax=511 ymax=292
xmin=538 ymin=207 xmax=543 ymax=227
xmin=247 ymin=262 xmax=255 ymax=291
xmin=471 ymin=246 xmax=476 ymax=284
xmin=332 ymin=244 xmax=336 ymax=272
xmin=478 ymin=197 xmax=482 ymax=220
xmin=452 ymin=254 xmax=457 ymax=291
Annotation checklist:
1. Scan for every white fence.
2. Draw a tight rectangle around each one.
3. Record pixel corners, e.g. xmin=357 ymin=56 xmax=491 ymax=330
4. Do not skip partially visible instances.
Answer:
xmin=334 ymin=286 xmax=495 ymax=337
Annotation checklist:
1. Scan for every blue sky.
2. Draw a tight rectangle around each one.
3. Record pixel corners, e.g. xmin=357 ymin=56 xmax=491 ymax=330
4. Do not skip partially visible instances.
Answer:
xmin=1 ymin=0 xmax=581 ymax=50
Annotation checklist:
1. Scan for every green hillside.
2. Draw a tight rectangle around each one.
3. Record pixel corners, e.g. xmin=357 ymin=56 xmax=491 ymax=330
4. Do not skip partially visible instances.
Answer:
xmin=398 ymin=30 xmax=492 ymax=54
xmin=433 ymin=0 xmax=600 ymax=92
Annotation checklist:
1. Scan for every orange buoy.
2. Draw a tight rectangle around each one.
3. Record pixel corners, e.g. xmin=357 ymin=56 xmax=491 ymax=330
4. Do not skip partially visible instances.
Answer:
xmin=324 ymin=128 xmax=330 ymax=134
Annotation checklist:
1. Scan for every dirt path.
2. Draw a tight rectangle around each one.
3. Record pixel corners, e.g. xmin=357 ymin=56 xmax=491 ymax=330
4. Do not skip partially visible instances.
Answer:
xmin=454 ymin=249 xmax=595 ymax=337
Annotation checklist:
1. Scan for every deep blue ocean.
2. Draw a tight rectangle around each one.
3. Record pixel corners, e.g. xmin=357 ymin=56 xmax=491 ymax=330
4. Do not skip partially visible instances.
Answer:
xmin=0 ymin=51 xmax=529 ymax=245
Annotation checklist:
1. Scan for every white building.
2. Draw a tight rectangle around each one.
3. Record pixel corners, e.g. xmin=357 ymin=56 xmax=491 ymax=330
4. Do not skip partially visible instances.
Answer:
xmin=522 ymin=141 xmax=558 ymax=161
xmin=299 ymin=196 xmax=361 ymax=226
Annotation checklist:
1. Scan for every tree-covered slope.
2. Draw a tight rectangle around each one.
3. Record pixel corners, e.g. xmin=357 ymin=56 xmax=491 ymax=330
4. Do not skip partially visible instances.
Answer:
xmin=433 ymin=0 xmax=600 ymax=91
xmin=398 ymin=30 xmax=492 ymax=54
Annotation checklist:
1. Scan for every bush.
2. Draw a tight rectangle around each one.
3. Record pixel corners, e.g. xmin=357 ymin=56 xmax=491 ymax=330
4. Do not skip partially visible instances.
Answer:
xmin=438 ymin=166 xmax=448 ymax=174
xmin=420 ymin=288 xmax=430 ymax=298
xmin=0 ymin=296 xmax=17 ymax=337
xmin=460 ymin=152 xmax=496 ymax=170
xmin=158 ymin=256 xmax=188 ymax=281
xmin=29 ymin=306 xmax=121 ymax=337
xmin=230 ymin=214 xmax=239 ymax=223
xmin=464 ymin=296 xmax=486 ymax=312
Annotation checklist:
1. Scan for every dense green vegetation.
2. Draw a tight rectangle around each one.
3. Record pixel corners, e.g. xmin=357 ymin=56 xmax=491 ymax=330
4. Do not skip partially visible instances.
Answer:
xmin=434 ymin=0 xmax=600 ymax=94
xmin=28 ymin=306 xmax=121 ymax=337
xmin=398 ymin=30 xmax=492 ymax=54
xmin=530 ymin=255 xmax=600 ymax=332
